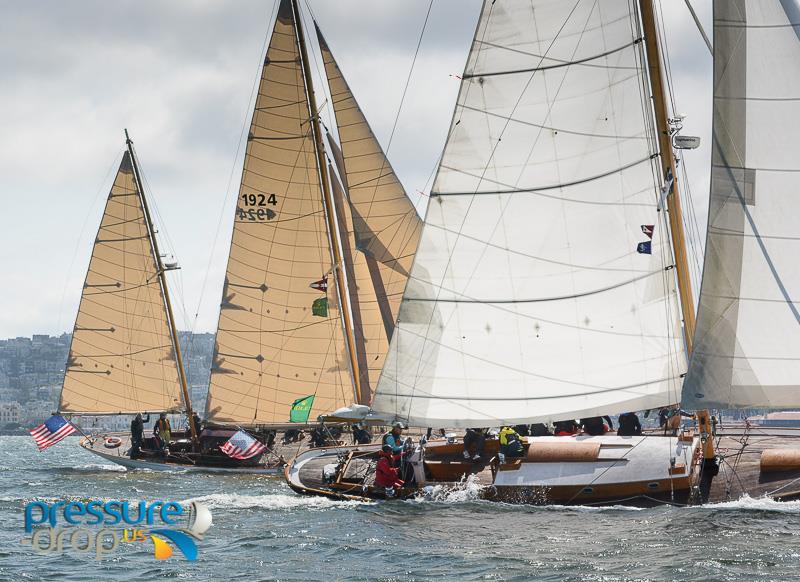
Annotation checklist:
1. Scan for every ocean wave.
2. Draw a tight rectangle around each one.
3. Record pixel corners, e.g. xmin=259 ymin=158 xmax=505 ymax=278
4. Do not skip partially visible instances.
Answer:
xmin=700 ymin=494 xmax=800 ymax=513
xmin=183 ymin=493 xmax=369 ymax=511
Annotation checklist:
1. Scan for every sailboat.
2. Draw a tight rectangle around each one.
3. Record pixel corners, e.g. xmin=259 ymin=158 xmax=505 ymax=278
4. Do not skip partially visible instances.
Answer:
xmin=65 ymin=0 xmax=423 ymax=471
xmin=286 ymin=0 xmax=800 ymax=505
xmin=201 ymin=0 xmax=421 ymax=429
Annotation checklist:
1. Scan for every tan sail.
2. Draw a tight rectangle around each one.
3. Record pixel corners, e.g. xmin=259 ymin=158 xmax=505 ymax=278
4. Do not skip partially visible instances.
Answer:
xmin=329 ymin=161 xmax=390 ymax=403
xmin=59 ymin=152 xmax=184 ymax=414
xmin=316 ymin=24 xmax=422 ymax=329
xmin=204 ymin=0 xmax=352 ymax=425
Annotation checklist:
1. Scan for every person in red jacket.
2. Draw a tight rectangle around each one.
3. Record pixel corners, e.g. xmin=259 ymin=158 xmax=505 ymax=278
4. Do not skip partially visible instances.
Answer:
xmin=375 ymin=445 xmax=404 ymax=498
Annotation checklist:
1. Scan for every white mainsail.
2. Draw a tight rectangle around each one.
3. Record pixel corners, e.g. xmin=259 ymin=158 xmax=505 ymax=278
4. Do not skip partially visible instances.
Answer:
xmin=683 ymin=0 xmax=800 ymax=409
xmin=59 ymin=152 xmax=184 ymax=414
xmin=371 ymin=0 xmax=687 ymax=427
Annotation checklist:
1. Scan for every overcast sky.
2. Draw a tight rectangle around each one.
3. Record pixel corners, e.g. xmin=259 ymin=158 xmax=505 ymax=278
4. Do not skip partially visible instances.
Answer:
xmin=0 ymin=0 xmax=713 ymax=338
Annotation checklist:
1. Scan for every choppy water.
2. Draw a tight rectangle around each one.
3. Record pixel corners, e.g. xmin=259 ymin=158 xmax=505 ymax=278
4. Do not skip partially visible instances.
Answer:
xmin=1 ymin=436 xmax=799 ymax=581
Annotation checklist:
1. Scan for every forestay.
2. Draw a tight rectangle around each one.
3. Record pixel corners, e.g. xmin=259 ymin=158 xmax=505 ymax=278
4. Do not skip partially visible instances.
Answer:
xmin=372 ymin=0 xmax=687 ymax=427
xmin=204 ymin=0 xmax=352 ymax=425
xmin=684 ymin=0 xmax=800 ymax=409
xmin=59 ymin=152 xmax=184 ymax=414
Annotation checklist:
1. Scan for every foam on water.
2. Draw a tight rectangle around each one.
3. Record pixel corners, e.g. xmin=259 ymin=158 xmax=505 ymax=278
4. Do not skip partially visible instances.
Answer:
xmin=414 ymin=474 xmax=486 ymax=504
xmin=184 ymin=493 xmax=370 ymax=511
xmin=699 ymin=494 xmax=800 ymax=513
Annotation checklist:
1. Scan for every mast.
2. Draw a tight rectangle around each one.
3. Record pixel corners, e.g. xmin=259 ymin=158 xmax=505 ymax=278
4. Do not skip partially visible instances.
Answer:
xmin=290 ymin=0 xmax=363 ymax=404
xmin=639 ymin=0 xmax=696 ymax=354
xmin=124 ymin=129 xmax=199 ymax=443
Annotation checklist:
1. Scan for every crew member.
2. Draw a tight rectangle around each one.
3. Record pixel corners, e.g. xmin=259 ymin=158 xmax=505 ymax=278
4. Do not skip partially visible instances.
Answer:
xmin=617 ymin=412 xmax=642 ymax=436
xmin=352 ymin=423 xmax=372 ymax=445
xmin=462 ymin=427 xmax=486 ymax=461
xmin=375 ymin=444 xmax=404 ymax=498
xmin=499 ymin=426 xmax=525 ymax=459
xmin=130 ymin=412 xmax=149 ymax=459
xmin=580 ymin=416 xmax=614 ymax=436
xmin=382 ymin=421 xmax=405 ymax=454
xmin=154 ymin=412 xmax=171 ymax=453
xmin=554 ymin=420 xmax=579 ymax=436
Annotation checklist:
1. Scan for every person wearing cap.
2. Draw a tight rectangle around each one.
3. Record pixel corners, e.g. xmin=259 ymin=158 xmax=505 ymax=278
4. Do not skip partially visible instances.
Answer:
xmin=382 ymin=421 xmax=405 ymax=454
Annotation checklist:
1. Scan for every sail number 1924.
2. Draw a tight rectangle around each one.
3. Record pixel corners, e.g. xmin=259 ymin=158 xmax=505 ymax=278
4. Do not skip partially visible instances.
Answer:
xmin=238 ymin=193 xmax=277 ymax=221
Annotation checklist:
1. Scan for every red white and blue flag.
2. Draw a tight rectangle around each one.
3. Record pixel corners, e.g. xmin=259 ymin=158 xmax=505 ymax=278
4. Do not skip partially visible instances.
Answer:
xmin=29 ymin=415 xmax=77 ymax=451
xmin=309 ymin=277 xmax=328 ymax=292
xmin=220 ymin=430 xmax=267 ymax=460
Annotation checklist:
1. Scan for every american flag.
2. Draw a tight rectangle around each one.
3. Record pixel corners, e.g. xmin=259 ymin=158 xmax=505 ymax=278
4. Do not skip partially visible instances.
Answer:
xmin=220 ymin=430 xmax=266 ymax=460
xmin=29 ymin=415 xmax=77 ymax=451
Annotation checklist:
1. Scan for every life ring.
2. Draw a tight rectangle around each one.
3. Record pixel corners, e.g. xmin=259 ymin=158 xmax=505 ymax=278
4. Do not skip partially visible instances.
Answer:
xmin=104 ymin=437 xmax=123 ymax=449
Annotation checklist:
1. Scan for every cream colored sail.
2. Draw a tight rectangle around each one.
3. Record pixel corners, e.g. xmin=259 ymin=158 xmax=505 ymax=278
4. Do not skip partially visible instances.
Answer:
xmin=329 ymin=160 xmax=389 ymax=403
xmin=371 ymin=0 xmax=687 ymax=427
xmin=316 ymin=24 xmax=422 ymax=331
xmin=59 ymin=152 xmax=184 ymax=414
xmin=204 ymin=0 xmax=352 ymax=425
xmin=683 ymin=0 xmax=800 ymax=409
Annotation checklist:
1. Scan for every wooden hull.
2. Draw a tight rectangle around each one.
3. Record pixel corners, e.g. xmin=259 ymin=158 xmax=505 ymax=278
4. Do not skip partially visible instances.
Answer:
xmin=285 ymin=434 xmax=705 ymax=506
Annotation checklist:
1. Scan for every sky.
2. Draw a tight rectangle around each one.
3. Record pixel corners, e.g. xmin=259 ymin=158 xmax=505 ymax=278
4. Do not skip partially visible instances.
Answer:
xmin=0 ymin=0 xmax=713 ymax=338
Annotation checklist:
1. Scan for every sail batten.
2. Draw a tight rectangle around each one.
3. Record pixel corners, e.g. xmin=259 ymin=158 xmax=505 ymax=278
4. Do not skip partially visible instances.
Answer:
xmin=59 ymin=151 xmax=184 ymax=415
xmin=204 ymin=0 xmax=354 ymax=426
xmin=683 ymin=0 xmax=800 ymax=409
xmin=370 ymin=0 xmax=687 ymax=427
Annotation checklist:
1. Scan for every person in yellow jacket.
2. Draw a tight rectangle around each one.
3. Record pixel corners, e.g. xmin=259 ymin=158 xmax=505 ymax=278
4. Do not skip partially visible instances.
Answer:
xmin=154 ymin=412 xmax=172 ymax=453
xmin=498 ymin=426 xmax=525 ymax=459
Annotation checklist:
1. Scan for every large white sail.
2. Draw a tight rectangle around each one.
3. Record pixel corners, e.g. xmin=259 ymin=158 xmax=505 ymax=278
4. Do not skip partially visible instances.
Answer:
xmin=683 ymin=0 xmax=800 ymax=409
xmin=204 ymin=0 xmax=352 ymax=425
xmin=371 ymin=0 xmax=687 ymax=427
xmin=59 ymin=152 xmax=184 ymax=414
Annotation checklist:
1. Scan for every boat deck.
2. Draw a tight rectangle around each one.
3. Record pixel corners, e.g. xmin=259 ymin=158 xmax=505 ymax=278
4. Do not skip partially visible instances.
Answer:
xmin=709 ymin=428 xmax=800 ymax=502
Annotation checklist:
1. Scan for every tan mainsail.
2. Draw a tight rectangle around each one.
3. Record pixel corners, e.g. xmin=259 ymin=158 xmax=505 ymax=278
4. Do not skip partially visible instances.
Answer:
xmin=205 ymin=0 xmax=352 ymax=425
xmin=316 ymin=25 xmax=422 ymax=329
xmin=329 ymin=162 xmax=389 ymax=403
xmin=59 ymin=152 xmax=184 ymax=414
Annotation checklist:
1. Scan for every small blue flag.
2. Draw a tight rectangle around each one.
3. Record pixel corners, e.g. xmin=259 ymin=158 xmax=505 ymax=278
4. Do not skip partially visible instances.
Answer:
xmin=637 ymin=241 xmax=652 ymax=255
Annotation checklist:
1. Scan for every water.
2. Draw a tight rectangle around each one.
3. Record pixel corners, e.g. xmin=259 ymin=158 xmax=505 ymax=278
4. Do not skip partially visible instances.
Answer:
xmin=1 ymin=436 xmax=799 ymax=581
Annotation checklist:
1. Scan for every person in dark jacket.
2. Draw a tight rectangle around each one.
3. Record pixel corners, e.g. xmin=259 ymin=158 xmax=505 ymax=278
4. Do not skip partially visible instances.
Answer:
xmin=617 ymin=412 xmax=642 ymax=436
xmin=375 ymin=445 xmax=404 ymax=497
xmin=462 ymin=428 xmax=486 ymax=461
xmin=352 ymin=424 xmax=372 ymax=445
xmin=580 ymin=416 xmax=614 ymax=436
xmin=530 ymin=423 xmax=552 ymax=437
xmin=130 ymin=412 xmax=149 ymax=459
xmin=382 ymin=422 xmax=405 ymax=454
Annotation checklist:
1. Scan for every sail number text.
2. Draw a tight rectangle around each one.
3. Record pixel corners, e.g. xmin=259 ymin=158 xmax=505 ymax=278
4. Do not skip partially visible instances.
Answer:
xmin=238 ymin=193 xmax=278 ymax=221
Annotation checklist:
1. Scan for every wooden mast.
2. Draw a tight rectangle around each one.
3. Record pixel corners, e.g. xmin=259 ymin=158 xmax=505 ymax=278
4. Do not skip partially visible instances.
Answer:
xmin=290 ymin=1 xmax=363 ymax=405
xmin=639 ymin=0 xmax=696 ymax=354
xmin=125 ymin=129 xmax=199 ymax=444
xmin=639 ymin=2 xmax=714 ymax=464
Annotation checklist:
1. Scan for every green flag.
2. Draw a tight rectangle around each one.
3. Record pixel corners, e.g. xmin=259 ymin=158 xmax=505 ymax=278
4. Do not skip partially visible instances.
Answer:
xmin=290 ymin=395 xmax=315 ymax=423
xmin=312 ymin=297 xmax=328 ymax=317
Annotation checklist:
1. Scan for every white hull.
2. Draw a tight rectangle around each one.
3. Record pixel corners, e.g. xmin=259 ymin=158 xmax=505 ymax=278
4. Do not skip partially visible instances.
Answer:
xmin=286 ymin=434 xmax=704 ymax=505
